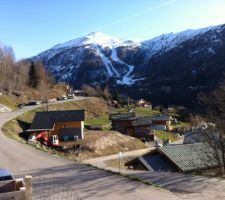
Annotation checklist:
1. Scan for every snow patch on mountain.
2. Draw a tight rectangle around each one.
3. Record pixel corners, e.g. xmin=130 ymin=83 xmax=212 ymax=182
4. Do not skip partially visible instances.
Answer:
xmin=111 ymin=48 xmax=136 ymax=85
xmin=142 ymin=25 xmax=218 ymax=59
xmin=95 ymin=46 xmax=115 ymax=77
xmin=208 ymin=47 xmax=215 ymax=54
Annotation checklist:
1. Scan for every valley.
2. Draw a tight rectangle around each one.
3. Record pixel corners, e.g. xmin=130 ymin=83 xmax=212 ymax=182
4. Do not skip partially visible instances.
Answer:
xmin=1 ymin=2 xmax=225 ymax=199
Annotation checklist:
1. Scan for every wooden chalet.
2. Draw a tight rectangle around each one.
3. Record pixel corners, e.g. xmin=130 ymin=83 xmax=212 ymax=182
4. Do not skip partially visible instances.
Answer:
xmin=110 ymin=113 xmax=154 ymax=140
xmin=151 ymin=115 xmax=172 ymax=131
xmin=110 ymin=113 xmax=172 ymax=140
xmin=27 ymin=110 xmax=85 ymax=142
xmin=110 ymin=112 xmax=136 ymax=134
xmin=128 ymin=116 xmax=155 ymax=140
xmin=136 ymin=99 xmax=152 ymax=109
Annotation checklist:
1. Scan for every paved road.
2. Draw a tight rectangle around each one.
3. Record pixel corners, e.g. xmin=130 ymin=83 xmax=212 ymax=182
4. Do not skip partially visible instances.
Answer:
xmin=0 ymin=101 xmax=181 ymax=199
xmin=83 ymin=148 xmax=154 ymax=174
xmin=132 ymin=171 xmax=225 ymax=200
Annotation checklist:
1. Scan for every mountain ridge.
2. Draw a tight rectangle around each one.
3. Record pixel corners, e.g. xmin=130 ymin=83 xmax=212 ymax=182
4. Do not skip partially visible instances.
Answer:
xmin=32 ymin=23 xmax=225 ymax=106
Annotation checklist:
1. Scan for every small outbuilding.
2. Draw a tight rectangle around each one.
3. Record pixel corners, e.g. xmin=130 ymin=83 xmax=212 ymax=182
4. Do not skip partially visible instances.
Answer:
xmin=151 ymin=115 xmax=172 ymax=131
xmin=128 ymin=116 xmax=155 ymax=140
xmin=126 ymin=143 xmax=217 ymax=173
xmin=110 ymin=112 xmax=136 ymax=134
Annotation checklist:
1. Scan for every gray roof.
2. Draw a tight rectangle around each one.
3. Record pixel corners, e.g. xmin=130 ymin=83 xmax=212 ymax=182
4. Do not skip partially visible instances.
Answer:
xmin=29 ymin=110 xmax=85 ymax=130
xmin=151 ymin=115 xmax=171 ymax=121
xmin=131 ymin=116 xmax=152 ymax=126
xmin=158 ymin=143 xmax=217 ymax=172
xmin=110 ymin=112 xmax=136 ymax=121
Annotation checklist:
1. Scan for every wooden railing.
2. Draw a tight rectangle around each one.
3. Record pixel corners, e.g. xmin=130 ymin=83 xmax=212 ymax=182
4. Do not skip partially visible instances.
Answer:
xmin=0 ymin=176 xmax=32 ymax=200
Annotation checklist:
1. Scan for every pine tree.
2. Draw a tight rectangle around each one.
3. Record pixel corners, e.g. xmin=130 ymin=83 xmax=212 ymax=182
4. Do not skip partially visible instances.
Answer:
xmin=28 ymin=61 xmax=39 ymax=88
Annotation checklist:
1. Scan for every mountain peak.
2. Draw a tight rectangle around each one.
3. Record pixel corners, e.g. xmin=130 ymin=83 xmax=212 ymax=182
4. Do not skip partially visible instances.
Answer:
xmin=84 ymin=31 xmax=124 ymax=47
xmin=86 ymin=31 xmax=111 ymax=38
xmin=52 ymin=32 xmax=131 ymax=50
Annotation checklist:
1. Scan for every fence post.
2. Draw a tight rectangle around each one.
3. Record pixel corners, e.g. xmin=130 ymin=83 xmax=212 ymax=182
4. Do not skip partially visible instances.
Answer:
xmin=24 ymin=175 xmax=32 ymax=200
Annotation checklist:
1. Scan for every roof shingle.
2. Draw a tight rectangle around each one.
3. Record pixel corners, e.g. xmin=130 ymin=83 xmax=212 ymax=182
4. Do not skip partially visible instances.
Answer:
xmin=158 ymin=143 xmax=217 ymax=172
xmin=29 ymin=110 xmax=85 ymax=130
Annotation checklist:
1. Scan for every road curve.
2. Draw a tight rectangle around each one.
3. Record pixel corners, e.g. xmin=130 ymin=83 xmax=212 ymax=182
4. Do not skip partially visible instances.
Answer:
xmin=0 ymin=103 xmax=181 ymax=200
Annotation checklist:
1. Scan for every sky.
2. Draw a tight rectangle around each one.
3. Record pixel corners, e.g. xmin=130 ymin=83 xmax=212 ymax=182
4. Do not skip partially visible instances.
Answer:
xmin=1 ymin=0 xmax=225 ymax=60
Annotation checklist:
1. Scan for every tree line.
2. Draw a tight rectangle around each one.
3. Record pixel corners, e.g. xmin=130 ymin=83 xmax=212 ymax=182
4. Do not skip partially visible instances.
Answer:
xmin=0 ymin=44 xmax=62 ymax=98
xmin=81 ymin=84 xmax=111 ymax=100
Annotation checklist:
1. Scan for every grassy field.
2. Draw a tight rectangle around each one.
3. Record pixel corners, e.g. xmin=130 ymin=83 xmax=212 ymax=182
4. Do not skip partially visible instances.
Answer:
xmin=2 ymin=98 xmax=109 ymax=140
xmin=2 ymin=97 xmax=147 ymax=160
xmin=173 ymin=121 xmax=191 ymax=129
xmin=0 ymin=95 xmax=19 ymax=110
xmin=134 ymin=107 xmax=160 ymax=116
xmin=85 ymin=114 xmax=110 ymax=126
xmin=155 ymin=130 xmax=179 ymax=142
xmin=113 ymin=107 xmax=160 ymax=116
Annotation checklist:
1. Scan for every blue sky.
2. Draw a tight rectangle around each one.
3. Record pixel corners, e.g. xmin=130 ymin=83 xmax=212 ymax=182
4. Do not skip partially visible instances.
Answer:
xmin=1 ymin=0 xmax=225 ymax=60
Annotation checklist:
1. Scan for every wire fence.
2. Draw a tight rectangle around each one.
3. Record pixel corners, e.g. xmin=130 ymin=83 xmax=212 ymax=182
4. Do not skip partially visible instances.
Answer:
xmin=33 ymin=177 xmax=80 ymax=200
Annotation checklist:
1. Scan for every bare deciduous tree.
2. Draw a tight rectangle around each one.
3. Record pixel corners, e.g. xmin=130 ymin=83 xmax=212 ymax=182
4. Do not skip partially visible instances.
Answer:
xmin=198 ymin=82 xmax=225 ymax=176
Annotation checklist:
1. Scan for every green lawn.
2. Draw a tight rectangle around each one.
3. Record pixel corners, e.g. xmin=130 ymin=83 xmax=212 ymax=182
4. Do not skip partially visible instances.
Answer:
xmin=113 ymin=107 xmax=161 ymax=117
xmin=85 ymin=114 xmax=110 ymax=126
xmin=134 ymin=107 xmax=160 ymax=116
xmin=0 ymin=95 xmax=18 ymax=110
xmin=155 ymin=130 xmax=179 ymax=142
xmin=173 ymin=121 xmax=191 ymax=129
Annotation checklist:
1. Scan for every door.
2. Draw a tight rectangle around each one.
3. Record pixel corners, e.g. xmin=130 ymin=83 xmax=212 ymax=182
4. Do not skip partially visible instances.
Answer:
xmin=52 ymin=135 xmax=59 ymax=145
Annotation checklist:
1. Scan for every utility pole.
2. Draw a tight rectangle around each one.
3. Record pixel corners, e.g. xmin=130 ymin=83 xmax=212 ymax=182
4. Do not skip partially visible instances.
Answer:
xmin=119 ymin=151 xmax=122 ymax=174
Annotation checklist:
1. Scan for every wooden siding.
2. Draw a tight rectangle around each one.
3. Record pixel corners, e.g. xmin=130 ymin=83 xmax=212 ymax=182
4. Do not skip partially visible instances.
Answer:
xmin=50 ymin=121 xmax=81 ymax=136
xmin=127 ymin=125 xmax=154 ymax=140
xmin=112 ymin=120 xmax=133 ymax=134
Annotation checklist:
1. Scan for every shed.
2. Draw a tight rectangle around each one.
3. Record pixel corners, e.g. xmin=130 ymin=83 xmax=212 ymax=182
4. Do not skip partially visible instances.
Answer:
xmin=126 ymin=143 xmax=218 ymax=173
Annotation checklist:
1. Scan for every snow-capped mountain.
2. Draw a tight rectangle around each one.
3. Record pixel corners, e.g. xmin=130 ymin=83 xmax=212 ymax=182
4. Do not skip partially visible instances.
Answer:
xmin=53 ymin=32 xmax=135 ymax=49
xmin=33 ymin=24 xmax=225 ymax=106
xmin=35 ymin=31 xmax=142 ymax=85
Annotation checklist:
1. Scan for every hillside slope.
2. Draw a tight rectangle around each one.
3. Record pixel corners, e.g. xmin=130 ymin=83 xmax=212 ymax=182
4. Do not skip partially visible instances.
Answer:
xmin=2 ymin=98 xmax=145 ymax=160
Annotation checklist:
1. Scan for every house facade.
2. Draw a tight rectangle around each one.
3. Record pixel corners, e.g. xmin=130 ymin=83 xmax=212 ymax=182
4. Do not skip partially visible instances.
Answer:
xmin=110 ymin=112 xmax=172 ymax=140
xmin=110 ymin=112 xmax=136 ymax=134
xmin=128 ymin=116 xmax=155 ymax=140
xmin=27 ymin=110 xmax=85 ymax=142
xmin=110 ymin=113 xmax=155 ymax=140
xmin=151 ymin=115 xmax=172 ymax=131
